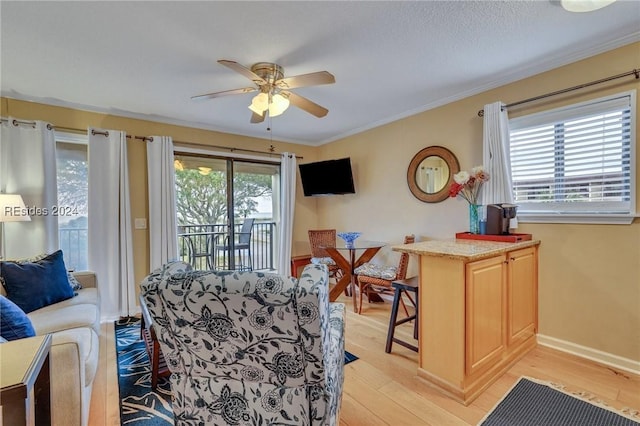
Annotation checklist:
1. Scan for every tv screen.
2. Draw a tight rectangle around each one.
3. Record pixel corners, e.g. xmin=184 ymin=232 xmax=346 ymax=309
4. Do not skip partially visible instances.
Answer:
xmin=299 ymin=157 xmax=355 ymax=196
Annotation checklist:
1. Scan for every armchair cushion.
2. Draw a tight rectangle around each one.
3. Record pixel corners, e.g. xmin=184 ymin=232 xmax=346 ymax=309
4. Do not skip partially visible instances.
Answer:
xmin=141 ymin=263 xmax=344 ymax=426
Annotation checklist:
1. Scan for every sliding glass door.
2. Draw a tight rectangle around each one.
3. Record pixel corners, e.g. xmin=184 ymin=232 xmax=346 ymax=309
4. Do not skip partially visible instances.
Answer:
xmin=174 ymin=153 xmax=280 ymax=272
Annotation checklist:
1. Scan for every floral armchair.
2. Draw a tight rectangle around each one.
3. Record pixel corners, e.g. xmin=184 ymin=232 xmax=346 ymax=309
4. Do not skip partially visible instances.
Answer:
xmin=140 ymin=263 xmax=345 ymax=426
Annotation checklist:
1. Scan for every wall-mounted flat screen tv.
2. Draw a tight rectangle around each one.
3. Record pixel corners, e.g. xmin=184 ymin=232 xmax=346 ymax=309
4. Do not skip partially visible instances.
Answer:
xmin=299 ymin=157 xmax=356 ymax=196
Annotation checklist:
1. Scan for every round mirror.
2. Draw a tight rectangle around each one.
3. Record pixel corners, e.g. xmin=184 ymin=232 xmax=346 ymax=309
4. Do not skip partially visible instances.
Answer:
xmin=407 ymin=146 xmax=460 ymax=203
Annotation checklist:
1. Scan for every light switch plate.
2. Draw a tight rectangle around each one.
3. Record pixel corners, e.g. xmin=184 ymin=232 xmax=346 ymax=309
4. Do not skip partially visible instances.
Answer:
xmin=134 ymin=218 xmax=147 ymax=230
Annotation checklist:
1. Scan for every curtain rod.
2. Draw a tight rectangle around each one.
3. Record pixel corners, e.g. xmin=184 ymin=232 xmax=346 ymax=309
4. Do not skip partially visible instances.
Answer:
xmin=172 ymin=140 xmax=302 ymax=159
xmin=477 ymin=68 xmax=640 ymax=117
xmin=1 ymin=120 xmax=301 ymax=158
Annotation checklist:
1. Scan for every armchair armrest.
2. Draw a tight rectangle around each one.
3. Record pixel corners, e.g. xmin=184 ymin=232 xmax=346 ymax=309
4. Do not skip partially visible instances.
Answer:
xmin=325 ymin=302 xmax=345 ymax=424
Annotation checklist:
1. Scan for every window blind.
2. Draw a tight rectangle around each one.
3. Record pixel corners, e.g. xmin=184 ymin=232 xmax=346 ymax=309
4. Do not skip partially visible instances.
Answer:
xmin=509 ymin=92 xmax=634 ymax=214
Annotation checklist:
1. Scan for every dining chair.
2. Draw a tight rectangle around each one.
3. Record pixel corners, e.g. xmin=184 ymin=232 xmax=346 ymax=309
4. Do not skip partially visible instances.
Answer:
xmin=214 ymin=218 xmax=255 ymax=271
xmin=181 ymin=232 xmax=213 ymax=270
xmin=354 ymin=234 xmax=415 ymax=314
xmin=308 ymin=229 xmax=343 ymax=282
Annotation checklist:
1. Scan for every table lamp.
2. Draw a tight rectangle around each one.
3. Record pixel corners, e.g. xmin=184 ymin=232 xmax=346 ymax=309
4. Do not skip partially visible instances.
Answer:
xmin=0 ymin=193 xmax=31 ymax=260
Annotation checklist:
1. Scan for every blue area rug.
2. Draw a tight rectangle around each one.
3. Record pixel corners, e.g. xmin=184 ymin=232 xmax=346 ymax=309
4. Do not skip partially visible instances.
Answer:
xmin=480 ymin=377 xmax=640 ymax=426
xmin=115 ymin=317 xmax=173 ymax=425
xmin=115 ymin=317 xmax=357 ymax=425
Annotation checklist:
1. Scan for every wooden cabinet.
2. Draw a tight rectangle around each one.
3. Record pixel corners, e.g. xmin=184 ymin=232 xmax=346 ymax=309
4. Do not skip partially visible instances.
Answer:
xmin=464 ymin=247 xmax=538 ymax=378
xmin=465 ymin=254 xmax=507 ymax=377
xmin=507 ymin=247 xmax=537 ymax=346
xmin=414 ymin=242 xmax=539 ymax=405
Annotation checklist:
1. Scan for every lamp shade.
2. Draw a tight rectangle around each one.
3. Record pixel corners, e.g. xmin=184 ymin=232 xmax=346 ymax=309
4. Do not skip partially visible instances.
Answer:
xmin=0 ymin=194 xmax=31 ymax=223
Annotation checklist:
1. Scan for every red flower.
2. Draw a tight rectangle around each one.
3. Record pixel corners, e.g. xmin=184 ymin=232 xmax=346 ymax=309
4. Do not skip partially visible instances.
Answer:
xmin=449 ymin=182 xmax=463 ymax=198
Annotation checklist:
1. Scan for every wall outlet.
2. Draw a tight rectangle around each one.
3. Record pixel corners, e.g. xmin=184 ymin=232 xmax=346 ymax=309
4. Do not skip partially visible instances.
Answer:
xmin=134 ymin=218 xmax=147 ymax=230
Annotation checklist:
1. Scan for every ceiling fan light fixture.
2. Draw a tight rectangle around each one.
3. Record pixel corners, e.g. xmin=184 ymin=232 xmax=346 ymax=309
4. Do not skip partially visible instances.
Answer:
xmin=198 ymin=166 xmax=212 ymax=176
xmin=268 ymin=93 xmax=290 ymax=117
xmin=560 ymin=0 xmax=616 ymax=12
xmin=248 ymin=103 xmax=265 ymax=116
xmin=249 ymin=92 xmax=269 ymax=116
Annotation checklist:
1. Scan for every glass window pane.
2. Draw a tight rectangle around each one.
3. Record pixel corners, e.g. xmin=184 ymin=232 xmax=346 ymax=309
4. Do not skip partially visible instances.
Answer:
xmin=509 ymin=91 xmax=634 ymax=215
xmin=56 ymin=140 xmax=88 ymax=270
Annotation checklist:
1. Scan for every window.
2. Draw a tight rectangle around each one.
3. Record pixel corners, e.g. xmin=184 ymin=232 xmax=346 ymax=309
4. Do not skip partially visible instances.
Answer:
xmin=509 ymin=91 xmax=635 ymax=224
xmin=55 ymin=133 xmax=88 ymax=270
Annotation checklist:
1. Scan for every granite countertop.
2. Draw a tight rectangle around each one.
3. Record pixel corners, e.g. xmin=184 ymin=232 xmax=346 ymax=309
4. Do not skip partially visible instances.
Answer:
xmin=392 ymin=238 xmax=540 ymax=261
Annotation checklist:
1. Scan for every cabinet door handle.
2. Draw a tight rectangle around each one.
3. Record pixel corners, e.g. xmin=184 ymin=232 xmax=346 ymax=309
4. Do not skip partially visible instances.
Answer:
xmin=510 ymin=257 xmax=516 ymax=261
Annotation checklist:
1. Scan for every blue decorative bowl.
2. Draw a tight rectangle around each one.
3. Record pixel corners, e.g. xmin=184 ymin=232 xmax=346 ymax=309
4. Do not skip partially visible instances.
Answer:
xmin=337 ymin=232 xmax=362 ymax=248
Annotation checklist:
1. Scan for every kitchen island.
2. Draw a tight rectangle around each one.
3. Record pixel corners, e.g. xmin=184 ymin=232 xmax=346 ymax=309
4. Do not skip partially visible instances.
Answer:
xmin=393 ymin=238 xmax=540 ymax=405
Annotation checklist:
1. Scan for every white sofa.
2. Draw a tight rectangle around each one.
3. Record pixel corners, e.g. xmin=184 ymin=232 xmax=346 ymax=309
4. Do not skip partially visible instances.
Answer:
xmin=1 ymin=271 xmax=101 ymax=426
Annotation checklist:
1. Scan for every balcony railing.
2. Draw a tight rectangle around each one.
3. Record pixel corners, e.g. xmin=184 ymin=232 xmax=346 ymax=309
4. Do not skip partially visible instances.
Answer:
xmin=59 ymin=228 xmax=88 ymax=271
xmin=178 ymin=221 xmax=276 ymax=272
xmin=59 ymin=221 xmax=276 ymax=273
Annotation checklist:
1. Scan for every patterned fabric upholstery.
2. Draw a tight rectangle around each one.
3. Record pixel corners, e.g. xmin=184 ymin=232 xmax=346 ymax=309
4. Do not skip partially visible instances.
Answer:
xmin=353 ymin=263 xmax=397 ymax=280
xmin=140 ymin=263 xmax=345 ymax=426
xmin=310 ymin=256 xmax=337 ymax=266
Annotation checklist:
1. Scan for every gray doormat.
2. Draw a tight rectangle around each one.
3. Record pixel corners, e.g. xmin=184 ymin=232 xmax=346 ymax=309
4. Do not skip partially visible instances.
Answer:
xmin=480 ymin=377 xmax=640 ymax=426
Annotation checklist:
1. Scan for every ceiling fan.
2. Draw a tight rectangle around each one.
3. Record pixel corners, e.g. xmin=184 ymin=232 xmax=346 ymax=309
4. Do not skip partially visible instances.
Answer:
xmin=192 ymin=60 xmax=335 ymax=123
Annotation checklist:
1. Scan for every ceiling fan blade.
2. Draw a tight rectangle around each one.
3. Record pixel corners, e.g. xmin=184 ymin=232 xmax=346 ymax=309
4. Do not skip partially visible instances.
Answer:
xmin=276 ymin=71 xmax=335 ymax=90
xmin=191 ymin=87 xmax=256 ymax=100
xmin=284 ymin=91 xmax=329 ymax=118
xmin=250 ymin=112 xmax=265 ymax=124
xmin=218 ymin=60 xmax=266 ymax=85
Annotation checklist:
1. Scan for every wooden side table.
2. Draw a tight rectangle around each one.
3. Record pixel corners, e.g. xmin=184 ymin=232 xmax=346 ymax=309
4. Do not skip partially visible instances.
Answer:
xmin=139 ymin=295 xmax=171 ymax=389
xmin=0 ymin=334 xmax=52 ymax=426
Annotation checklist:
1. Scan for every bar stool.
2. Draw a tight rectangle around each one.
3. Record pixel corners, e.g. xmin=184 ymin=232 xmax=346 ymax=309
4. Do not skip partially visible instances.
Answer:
xmin=385 ymin=276 xmax=419 ymax=353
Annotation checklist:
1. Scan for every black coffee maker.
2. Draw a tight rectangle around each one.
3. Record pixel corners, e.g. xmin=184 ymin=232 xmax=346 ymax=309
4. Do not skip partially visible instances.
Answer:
xmin=486 ymin=204 xmax=518 ymax=235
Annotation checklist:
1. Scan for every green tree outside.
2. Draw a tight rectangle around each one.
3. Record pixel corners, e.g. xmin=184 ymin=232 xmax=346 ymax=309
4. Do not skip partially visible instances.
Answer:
xmin=175 ymin=169 xmax=272 ymax=225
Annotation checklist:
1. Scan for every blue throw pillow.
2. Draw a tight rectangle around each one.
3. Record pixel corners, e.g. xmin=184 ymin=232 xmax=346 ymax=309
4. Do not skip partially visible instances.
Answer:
xmin=0 ymin=295 xmax=36 ymax=340
xmin=1 ymin=252 xmax=82 ymax=294
xmin=0 ymin=250 xmax=75 ymax=313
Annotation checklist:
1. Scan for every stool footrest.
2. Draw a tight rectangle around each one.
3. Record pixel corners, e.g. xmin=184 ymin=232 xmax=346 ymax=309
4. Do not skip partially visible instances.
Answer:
xmin=394 ymin=315 xmax=416 ymax=327
xmin=392 ymin=338 xmax=418 ymax=352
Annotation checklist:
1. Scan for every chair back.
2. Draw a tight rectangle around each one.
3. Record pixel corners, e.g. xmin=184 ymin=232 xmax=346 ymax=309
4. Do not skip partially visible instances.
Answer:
xmin=238 ymin=218 xmax=255 ymax=244
xmin=140 ymin=263 xmax=345 ymax=425
xmin=308 ymin=229 xmax=336 ymax=258
xmin=396 ymin=234 xmax=415 ymax=280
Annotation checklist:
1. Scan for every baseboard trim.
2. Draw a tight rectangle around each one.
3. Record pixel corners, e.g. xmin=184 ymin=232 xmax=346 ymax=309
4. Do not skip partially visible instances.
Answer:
xmin=537 ymin=334 xmax=640 ymax=376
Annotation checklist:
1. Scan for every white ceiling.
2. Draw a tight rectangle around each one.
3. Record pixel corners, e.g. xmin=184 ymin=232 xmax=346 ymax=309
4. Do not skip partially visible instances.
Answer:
xmin=1 ymin=1 xmax=639 ymax=146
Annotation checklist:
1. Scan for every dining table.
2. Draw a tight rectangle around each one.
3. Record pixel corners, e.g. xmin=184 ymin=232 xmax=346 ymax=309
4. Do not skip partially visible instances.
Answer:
xmin=323 ymin=240 xmax=386 ymax=312
xmin=178 ymin=231 xmax=227 ymax=270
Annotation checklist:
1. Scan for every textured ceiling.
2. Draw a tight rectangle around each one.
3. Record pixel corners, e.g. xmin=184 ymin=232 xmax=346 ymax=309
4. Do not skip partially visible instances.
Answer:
xmin=1 ymin=1 xmax=639 ymax=146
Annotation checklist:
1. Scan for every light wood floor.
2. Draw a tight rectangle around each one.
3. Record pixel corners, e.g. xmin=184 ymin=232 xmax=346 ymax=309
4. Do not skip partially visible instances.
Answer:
xmin=87 ymin=293 xmax=640 ymax=425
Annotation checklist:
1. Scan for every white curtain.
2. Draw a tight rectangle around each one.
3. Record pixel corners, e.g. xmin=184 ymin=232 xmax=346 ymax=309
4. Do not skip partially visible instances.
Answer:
xmin=481 ymin=102 xmax=518 ymax=227
xmin=88 ymin=129 xmax=136 ymax=318
xmin=277 ymin=153 xmax=296 ymax=275
xmin=147 ymin=136 xmax=178 ymax=270
xmin=0 ymin=119 xmax=58 ymax=258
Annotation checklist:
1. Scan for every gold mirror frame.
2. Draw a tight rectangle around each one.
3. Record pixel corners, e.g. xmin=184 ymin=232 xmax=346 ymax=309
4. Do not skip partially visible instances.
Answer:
xmin=407 ymin=146 xmax=460 ymax=203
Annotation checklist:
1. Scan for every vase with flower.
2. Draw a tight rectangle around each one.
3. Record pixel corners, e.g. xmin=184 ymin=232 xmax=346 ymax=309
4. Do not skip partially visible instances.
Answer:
xmin=449 ymin=166 xmax=490 ymax=234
